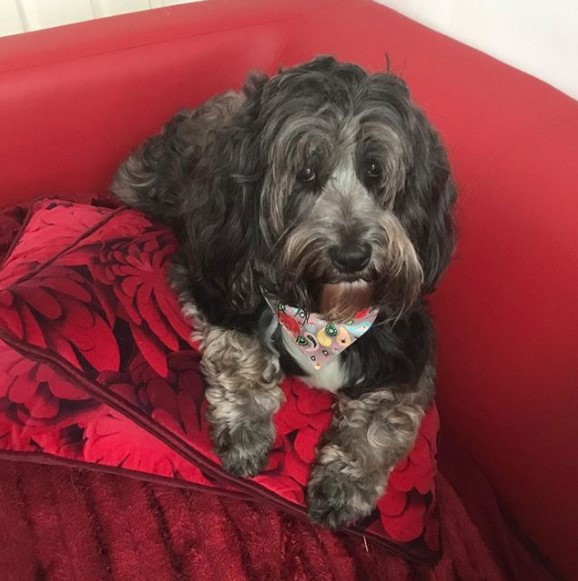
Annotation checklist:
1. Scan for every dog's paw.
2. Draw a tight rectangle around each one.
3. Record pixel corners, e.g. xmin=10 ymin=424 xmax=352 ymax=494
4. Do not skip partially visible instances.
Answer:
xmin=307 ymin=451 xmax=384 ymax=529
xmin=213 ymin=421 xmax=274 ymax=478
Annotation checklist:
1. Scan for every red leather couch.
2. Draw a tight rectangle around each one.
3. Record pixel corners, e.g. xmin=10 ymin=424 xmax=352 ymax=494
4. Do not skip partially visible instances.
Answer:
xmin=1 ymin=0 xmax=576 ymax=577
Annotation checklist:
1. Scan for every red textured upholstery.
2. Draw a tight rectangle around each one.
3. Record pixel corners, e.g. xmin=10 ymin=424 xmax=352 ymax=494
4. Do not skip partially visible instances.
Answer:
xmin=0 ymin=0 xmax=576 ymax=576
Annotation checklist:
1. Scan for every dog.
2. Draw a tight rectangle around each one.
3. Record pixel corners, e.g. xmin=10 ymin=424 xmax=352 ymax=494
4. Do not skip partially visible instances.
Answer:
xmin=112 ymin=56 xmax=456 ymax=529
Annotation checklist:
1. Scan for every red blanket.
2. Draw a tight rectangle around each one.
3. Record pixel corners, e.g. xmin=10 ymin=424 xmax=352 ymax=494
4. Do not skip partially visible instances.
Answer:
xmin=0 ymin=460 xmax=516 ymax=580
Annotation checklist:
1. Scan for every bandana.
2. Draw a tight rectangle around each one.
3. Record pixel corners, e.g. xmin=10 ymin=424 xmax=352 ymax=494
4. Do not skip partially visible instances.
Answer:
xmin=265 ymin=296 xmax=378 ymax=371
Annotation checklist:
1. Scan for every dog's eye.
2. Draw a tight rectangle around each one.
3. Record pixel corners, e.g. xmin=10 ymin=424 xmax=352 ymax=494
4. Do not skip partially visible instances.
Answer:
xmin=297 ymin=167 xmax=316 ymax=183
xmin=365 ymin=160 xmax=382 ymax=181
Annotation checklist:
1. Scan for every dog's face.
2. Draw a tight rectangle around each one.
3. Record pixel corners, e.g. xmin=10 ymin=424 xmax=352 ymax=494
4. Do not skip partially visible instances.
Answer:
xmin=204 ymin=57 xmax=456 ymax=320
xmin=256 ymin=61 xmax=426 ymax=321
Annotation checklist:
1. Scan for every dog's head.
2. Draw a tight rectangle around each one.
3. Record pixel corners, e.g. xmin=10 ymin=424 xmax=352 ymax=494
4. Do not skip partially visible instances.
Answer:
xmin=194 ymin=56 xmax=456 ymax=321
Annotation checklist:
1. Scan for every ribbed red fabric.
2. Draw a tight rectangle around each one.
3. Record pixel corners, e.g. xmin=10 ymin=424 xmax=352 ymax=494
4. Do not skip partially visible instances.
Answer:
xmin=0 ymin=460 xmax=537 ymax=581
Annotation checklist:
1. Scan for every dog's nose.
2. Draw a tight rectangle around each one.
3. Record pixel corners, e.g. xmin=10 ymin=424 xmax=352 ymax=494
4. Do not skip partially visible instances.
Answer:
xmin=330 ymin=242 xmax=372 ymax=273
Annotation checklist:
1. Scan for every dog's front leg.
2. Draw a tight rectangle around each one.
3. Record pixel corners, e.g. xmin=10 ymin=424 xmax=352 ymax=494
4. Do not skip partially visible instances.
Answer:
xmin=307 ymin=387 xmax=429 ymax=528
xmin=201 ymin=325 xmax=284 ymax=477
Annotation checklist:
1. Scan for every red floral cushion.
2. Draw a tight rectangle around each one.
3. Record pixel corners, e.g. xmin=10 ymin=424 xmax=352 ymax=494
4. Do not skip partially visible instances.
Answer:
xmin=0 ymin=199 xmax=440 ymax=563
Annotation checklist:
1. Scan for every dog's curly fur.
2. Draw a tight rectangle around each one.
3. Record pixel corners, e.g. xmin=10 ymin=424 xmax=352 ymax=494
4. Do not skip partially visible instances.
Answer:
xmin=112 ymin=56 xmax=456 ymax=529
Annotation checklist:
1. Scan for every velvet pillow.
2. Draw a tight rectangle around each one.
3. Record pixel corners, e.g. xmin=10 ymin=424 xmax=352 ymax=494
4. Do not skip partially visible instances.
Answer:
xmin=0 ymin=199 xmax=440 ymax=563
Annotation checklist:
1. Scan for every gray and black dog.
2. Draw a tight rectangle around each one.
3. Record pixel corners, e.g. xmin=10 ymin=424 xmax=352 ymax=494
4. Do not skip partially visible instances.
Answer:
xmin=112 ymin=56 xmax=456 ymax=529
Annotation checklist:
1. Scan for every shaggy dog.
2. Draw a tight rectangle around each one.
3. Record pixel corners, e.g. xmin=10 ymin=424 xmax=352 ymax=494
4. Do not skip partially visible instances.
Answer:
xmin=112 ymin=56 xmax=456 ymax=528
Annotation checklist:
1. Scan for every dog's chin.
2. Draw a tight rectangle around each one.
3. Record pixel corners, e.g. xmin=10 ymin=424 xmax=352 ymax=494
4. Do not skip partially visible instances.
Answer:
xmin=319 ymin=280 xmax=374 ymax=322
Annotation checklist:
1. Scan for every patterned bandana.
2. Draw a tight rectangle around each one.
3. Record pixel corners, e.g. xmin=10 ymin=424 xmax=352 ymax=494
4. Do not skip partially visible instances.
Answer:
xmin=265 ymin=296 xmax=378 ymax=371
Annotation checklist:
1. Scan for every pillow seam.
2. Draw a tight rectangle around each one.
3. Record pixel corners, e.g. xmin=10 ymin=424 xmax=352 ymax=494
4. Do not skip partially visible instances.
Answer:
xmin=0 ymin=202 xmax=125 ymax=288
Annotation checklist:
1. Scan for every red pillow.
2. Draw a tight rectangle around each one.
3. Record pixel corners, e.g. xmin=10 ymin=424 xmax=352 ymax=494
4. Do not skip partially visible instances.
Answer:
xmin=0 ymin=199 xmax=440 ymax=563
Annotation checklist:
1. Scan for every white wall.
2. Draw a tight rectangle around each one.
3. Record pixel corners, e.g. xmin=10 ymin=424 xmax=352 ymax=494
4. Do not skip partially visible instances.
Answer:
xmin=0 ymin=0 xmax=203 ymax=37
xmin=376 ymin=0 xmax=578 ymax=100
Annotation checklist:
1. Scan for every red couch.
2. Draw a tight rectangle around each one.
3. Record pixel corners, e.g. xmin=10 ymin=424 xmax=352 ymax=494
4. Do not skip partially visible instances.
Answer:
xmin=1 ymin=0 xmax=576 ymax=577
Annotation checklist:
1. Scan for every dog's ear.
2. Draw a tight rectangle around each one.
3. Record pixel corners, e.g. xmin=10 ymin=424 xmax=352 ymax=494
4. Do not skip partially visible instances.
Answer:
xmin=413 ymin=156 xmax=457 ymax=293
xmin=399 ymin=109 xmax=457 ymax=293
xmin=183 ymin=74 xmax=269 ymax=318
xmin=366 ymin=72 xmax=456 ymax=293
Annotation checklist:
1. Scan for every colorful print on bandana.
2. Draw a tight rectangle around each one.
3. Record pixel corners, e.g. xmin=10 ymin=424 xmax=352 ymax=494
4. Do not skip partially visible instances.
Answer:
xmin=266 ymin=297 xmax=379 ymax=370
